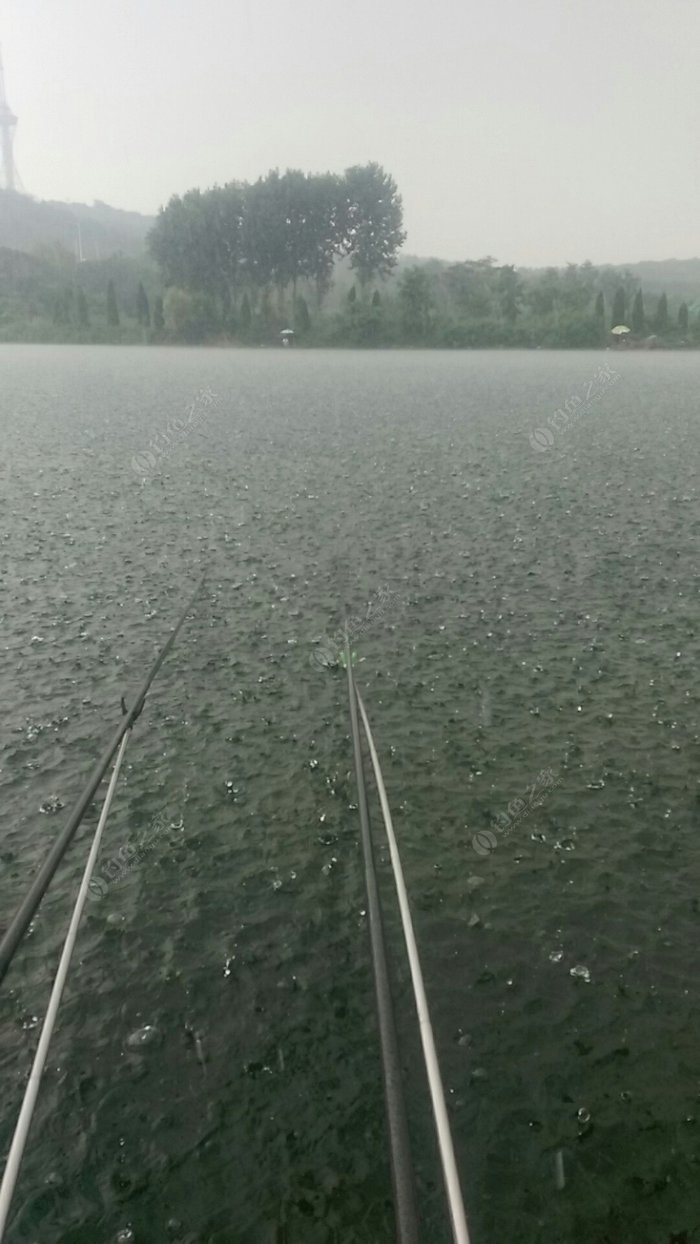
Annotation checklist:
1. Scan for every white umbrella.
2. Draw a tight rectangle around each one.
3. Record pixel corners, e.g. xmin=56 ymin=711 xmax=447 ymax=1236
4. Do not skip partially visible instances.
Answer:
xmin=611 ymin=324 xmax=631 ymax=335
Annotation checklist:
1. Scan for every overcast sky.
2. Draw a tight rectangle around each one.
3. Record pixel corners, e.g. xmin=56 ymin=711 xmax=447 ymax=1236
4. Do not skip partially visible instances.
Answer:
xmin=2 ymin=0 xmax=698 ymax=266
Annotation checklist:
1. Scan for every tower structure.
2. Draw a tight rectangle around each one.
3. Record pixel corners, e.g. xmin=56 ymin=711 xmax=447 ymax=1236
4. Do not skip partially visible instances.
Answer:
xmin=0 ymin=46 xmax=18 ymax=191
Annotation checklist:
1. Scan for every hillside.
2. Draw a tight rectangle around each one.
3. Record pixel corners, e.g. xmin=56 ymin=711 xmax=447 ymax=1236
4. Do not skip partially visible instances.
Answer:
xmin=0 ymin=190 xmax=154 ymax=259
xmin=620 ymin=259 xmax=700 ymax=305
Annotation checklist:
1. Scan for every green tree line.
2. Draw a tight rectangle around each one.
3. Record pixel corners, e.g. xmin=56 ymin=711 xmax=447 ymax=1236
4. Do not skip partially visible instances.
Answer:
xmin=146 ymin=163 xmax=405 ymax=340
xmin=0 ymin=246 xmax=164 ymax=343
xmin=385 ymin=260 xmax=699 ymax=349
xmin=147 ymin=165 xmax=699 ymax=345
xmin=1 ymin=164 xmax=699 ymax=346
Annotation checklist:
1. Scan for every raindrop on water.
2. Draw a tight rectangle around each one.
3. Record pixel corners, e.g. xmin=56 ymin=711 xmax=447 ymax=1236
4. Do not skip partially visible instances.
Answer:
xmin=569 ymin=965 xmax=591 ymax=983
xmin=125 ymin=1025 xmax=161 ymax=1050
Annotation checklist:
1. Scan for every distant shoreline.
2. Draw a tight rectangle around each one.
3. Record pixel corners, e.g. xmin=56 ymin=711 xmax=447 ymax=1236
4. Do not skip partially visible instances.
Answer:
xmin=0 ymin=337 xmax=697 ymax=351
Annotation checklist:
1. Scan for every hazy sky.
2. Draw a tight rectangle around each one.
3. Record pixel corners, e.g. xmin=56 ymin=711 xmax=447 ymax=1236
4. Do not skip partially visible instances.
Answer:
xmin=3 ymin=0 xmax=699 ymax=266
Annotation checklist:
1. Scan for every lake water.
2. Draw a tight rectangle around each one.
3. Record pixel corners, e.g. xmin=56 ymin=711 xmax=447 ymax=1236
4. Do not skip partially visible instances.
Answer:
xmin=1 ymin=345 xmax=700 ymax=1243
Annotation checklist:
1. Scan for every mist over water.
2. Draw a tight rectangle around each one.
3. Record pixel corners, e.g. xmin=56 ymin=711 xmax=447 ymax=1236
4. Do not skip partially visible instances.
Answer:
xmin=1 ymin=345 xmax=700 ymax=1242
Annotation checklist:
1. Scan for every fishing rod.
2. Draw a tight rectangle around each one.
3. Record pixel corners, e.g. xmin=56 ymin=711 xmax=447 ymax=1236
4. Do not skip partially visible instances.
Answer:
xmin=0 ymin=578 xmax=204 ymax=988
xmin=344 ymin=636 xmax=421 ymax=1244
xmin=355 ymin=688 xmax=471 ymax=1244
xmin=0 ymin=732 xmax=131 ymax=1241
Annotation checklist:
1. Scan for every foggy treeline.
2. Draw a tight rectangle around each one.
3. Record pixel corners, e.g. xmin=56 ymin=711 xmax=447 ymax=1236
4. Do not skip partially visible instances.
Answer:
xmin=0 ymin=165 xmax=697 ymax=347
xmin=149 ymin=163 xmax=405 ymax=318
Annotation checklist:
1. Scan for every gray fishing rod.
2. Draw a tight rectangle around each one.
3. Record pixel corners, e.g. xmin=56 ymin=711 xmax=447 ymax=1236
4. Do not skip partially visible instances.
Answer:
xmin=345 ymin=635 xmax=420 ymax=1244
xmin=0 ymin=578 xmax=204 ymax=988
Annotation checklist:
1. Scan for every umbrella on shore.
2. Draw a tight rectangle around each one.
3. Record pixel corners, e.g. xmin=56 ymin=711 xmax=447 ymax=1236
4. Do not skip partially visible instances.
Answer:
xmin=611 ymin=324 xmax=631 ymax=335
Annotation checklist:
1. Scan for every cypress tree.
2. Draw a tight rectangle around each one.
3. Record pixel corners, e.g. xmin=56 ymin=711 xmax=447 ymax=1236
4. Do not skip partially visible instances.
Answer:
xmin=372 ymin=290 xmax=381 ymax=307
xmin=678 ymin=302 xmax=689 ymax=333
xmin=611 ymin=287 xmax=625 ymax=328
xmin=153 ymin=295 xmax=165 ymax=331
xmin=348 ymin=285 xmax=357 ymax=305
xmin=106 ymin=279 xmax=120 ymax=327
xmin=137 ymin=281 xmax=151 ymax=326
xmin=594 ymin=291 xmax=604 ymax=320
xmin=655 ymin=293 xmax=668 ymax=333
xmin=631 ymin=290 xmax=645 ymax=335
xmin=295 ymin=295 xmax=311 ymax=333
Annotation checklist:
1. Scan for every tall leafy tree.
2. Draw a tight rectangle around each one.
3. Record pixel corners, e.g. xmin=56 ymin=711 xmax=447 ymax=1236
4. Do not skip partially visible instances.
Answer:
xmin=106 ymin=279 xmax=119 ymax=327
xmin=207 ymin=181 xmax=245 ymax=309
xmin=240 ymin=172 xmax=285 ymax=302
xmin=307 ymin=172 xmax=344 ymax=304
xmin=149 ymin=192 xmax=198 ymax=288
xmin=259 ymin=169 xmax=344 ymax=310
xmin=271 ymin=169 xmax=344 ymax=306
xmin=148 ymin=165 xmax=404 ymax=316
xmin=341 ymin=163 xmax=406 ymax=292
xmin=277 ymin=169 xmax=318 ymax=307
xmin=149 ymin=182 xmax=244 ymax=316
xmin=153 ymin=295 xmax=165 ymax=331
xmin=611 ymin=287 xmax=626 ymax=328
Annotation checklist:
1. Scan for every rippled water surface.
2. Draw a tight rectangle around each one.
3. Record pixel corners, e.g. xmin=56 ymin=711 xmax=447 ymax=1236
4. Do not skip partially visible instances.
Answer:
xmin=2 ymin=345 xmax=700 ymax=1244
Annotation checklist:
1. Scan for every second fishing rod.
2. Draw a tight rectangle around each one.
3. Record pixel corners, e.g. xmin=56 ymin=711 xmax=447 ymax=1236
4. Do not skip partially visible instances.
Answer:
xmin=0 ymin=578 xmax=204 ymax=988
